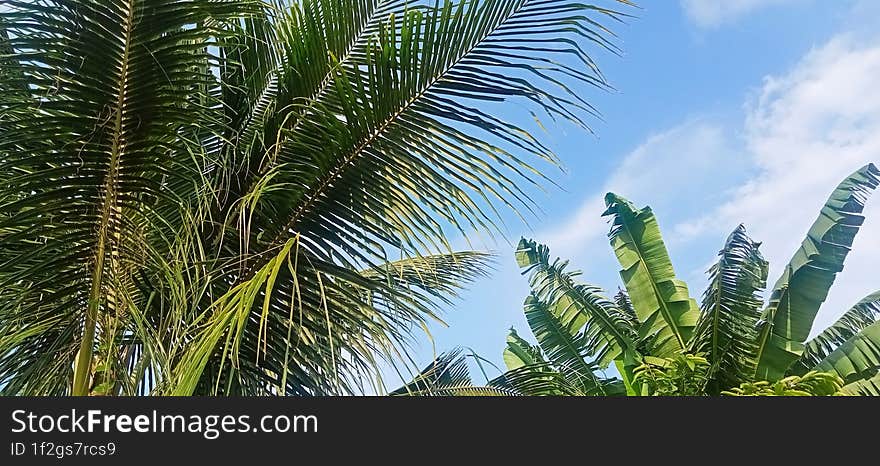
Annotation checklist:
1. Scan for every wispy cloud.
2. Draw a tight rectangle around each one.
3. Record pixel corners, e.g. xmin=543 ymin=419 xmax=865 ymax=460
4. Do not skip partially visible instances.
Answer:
xmin=539 ymin=121 xmax=743 ymax=263
xmin=676 ymin=34 xmax=880 ymax=332
xmin=680 ymin=0 xmax=803 ymax=28
xmin=542 ymin=33 xmax=880 ymax=335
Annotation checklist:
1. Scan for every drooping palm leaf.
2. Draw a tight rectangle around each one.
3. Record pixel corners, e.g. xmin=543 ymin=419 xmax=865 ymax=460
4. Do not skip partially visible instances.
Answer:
xmin=0 ymin=0 xmax=633 ymax=395
xmin=0 ymin=0 xmax=260 ymax=395
xmin=603 ymin=193 xmax=701 ymax=358
xmin=186 ymin=0 xmax=632 ymax=395
xmin=490 ymin=362 xmax=578 ymax=396
xmin=391 ymin=349 xmax=515 ymax=396
xmin=754 ymin=163 xmax=880 ymax=381
xmin=167 ymin=246 xmax=494 ymax=395
xmin=691 ymin=225 xmax=768 ymax=391
xmin=360 ymin=251 xmax=493 ymax=306
xmin=789 ymin=291 xmax=880 ymax=376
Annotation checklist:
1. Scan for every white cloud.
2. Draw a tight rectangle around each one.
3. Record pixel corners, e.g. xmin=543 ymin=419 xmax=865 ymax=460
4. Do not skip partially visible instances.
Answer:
xmin=543 ymin=33 xmax=880 ymax=337
xmin=681 ymin=0 xmax=803 ymax=28
xmin=677 ymin=34 xmax=880 ymax=333
xmin=539 ymin=121 xmax=745 ymax=265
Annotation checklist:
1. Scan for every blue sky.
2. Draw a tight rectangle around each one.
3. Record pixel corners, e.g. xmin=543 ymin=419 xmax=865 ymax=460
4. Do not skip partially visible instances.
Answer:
xmin=395 ymin=0 xmax=880 ymax=384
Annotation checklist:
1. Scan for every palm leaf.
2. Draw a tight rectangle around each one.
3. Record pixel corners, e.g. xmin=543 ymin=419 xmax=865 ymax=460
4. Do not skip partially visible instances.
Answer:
xmin=360 ymin=251 xmax=493 ymax=306
xmin=166 ymin=246 xmax=494 ymax=395
xmin=237 ymin=0 xmax=631 ymax=283
xmin=0 ymin=0 xmax=259 ymax=395
xmin=603 ymin=193 xmax=701 ymax=358
xmin=390 ymin=348 xmax=515 ymax=396
xmin=754 ymin=163 xmax=880 ymax=381
xmin=184 ymin=0 xmax=632 ymax=394
xmin=491 ymin=363 xmax=586 ymax=396
xmin=1 ymin=0 xmax=633 ymax=395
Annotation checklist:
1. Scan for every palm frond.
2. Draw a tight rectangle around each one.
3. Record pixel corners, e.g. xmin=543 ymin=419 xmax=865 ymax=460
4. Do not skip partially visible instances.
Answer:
xmin=164 ymin=246 xmax=493 ymax=395
xmin=0 ymin=0 xmax=259 ymax=395
xmin=188 ymin=0 xmax=632 ymax=394
xmin=391 ymin=349 xmax=516 ymax=396
xmin=490 ymin=362 xmax=581 ymax=396
xmin=0 ymin=0 xmax=633 ymax=395
xmin=240 ymin=0 xmax=632 ymax=273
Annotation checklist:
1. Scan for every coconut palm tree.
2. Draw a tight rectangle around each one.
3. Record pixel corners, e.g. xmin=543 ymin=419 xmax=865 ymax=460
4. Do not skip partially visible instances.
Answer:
xmin=0 ymin=0 xmax=633 ymax=395
xmin=501 ymin=164 xmax=880 ymax=395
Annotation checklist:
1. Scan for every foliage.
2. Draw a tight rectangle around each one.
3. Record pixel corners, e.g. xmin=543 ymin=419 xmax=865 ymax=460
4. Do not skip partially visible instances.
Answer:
xmin=722 ymin=372 xmax=845 ymax=397
xmin=0 ymin=0 xmax=633 ymax=395
xmin=389 ymin=349 xmax=515 ymax=396
xmin=632 ymin=353 xmax=710 ymax=396
xmin=497 ymin=164 xmax=880 ymax=396
xmin=604 ymin=193 xmax=701 ymax=358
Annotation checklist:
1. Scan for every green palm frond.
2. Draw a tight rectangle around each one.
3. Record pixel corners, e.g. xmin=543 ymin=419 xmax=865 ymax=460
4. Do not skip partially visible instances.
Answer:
xmin=190 ymin=0 xmax=632 ymax=394
xmin=391 ymin=349 xmax=516 ymax=396
xmin=360 ymin=251 xmax=493 ymax=305
xmin=235 ymin=0 xmax=632 ymax=269
xmin=491 ymin=362 xmax=586 ymax=396
xmin=166 ymin=246 xmax=494 ymax=396
xmin=754 ymin=163 xmax=880 ymax=381
xmin=0 ymin=0 xmax=260 ymax=395
xmin=691 ymin=225 xmax=768 ymax=391
xmin=0 ymin=0 xmax=633 ymax=395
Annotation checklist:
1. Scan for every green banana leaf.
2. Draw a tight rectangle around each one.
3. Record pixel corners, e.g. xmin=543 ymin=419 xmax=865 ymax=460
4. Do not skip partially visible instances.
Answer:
xmin=755 ymin=163 xmax=880 ymax=381
xmin=503 ymin=328 xmax=544 ymax=371
xmin=516 ymin=238 xmax=637 ymax=366
xmin=840 ymin=373 xmax=880 ymax=396
xmin=815 ymin=320 xmax=880 ymax=384
xmin=790 ymin=291 xmax=880 ymax=375
xmin=603 ymin=193 xmax=701 ymax=358
xmin=691 ymin=225 xmax=768 ymax=390
xmin=523 ymin=295 xmax=607 ymax=394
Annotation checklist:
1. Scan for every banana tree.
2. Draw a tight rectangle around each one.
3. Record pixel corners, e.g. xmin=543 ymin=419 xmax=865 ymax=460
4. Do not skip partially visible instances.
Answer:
xmin=502 ymin=163 xmax=880 ymax=395
xmin=0 ymin=0 xmax=633 ymax=395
